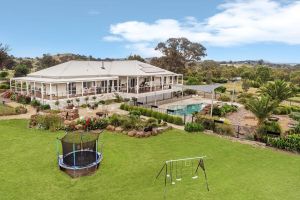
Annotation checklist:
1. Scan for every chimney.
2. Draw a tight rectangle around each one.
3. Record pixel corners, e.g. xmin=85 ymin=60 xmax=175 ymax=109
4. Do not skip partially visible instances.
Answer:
xmin=101 ymin=61 xmax=105 ymax=69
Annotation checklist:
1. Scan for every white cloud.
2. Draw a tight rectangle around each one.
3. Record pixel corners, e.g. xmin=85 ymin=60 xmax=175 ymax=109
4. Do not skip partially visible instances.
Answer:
xmin=125 ymin=43 xmax=162 ymax=57
xmin=103 ymin=0 xmax=300 ymax=56
xmin=103 ymin=36 xmax=123 ymax=42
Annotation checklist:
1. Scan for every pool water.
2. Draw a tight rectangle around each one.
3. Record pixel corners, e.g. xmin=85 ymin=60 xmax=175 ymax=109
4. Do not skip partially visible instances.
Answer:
xmin=168 ymin=103 xmax=206 ymax=116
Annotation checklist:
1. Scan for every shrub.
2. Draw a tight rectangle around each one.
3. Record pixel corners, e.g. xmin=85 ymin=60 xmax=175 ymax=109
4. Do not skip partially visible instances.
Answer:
xmin=40 ymin=104 xmax=51 ymax=110
xmin=212 ymin=106 xmax=225 ymax=117
xmin=10 ymin=93 xmax=16 ymax=101
xmin=212 ymin=77 xmax=228 ymax=83
xmin=145 ymin=118 xmax=158 ymax=128
xmin=95 ymin=118 xmax=109 ymax=129
xmin=273 ymin=106 xmax=291 ymax=115
xmin=0 ymin=83 xmax=9 ymax=89
xmin=36 ymin=114 xmax=63 ymax=131
xmin=15 ymin=106 xmax=27 ymax=114
xmin=222 ymin=104 xmax=238 ymax=113
xmin=214 ymin=86 xmax=226 ymax=93
xmin=186 ymin=77 xmax=201 ymax=85
xmin=0 ymin=71 xmax=8 ymax=78
xmin=184 ymin=122 xmax=204 ymax=132
xmin=129 ymin=110 xmax=141 ymax=118
xmin=1 ymin=90 xmax=13 ymax=99
xmin=195 ymin=115 xmax=215 ymax=130
xmin=30 ymin=99 xmax=41 ymax=107
xmin=289 ymin=112 xmax=300 ymax=121
xmin=119 ymin=104 xmax=184 ymax=125
xmin=15 ymin=94 xmax=31 ymax=104
xmin=109 ymin=114 xmax=124 ymax=127
xmin=218 ymin=94 xmax=231 ymax=102
xmin=173 ymin=117 xmax=184 ymax=125
xmin=265 ymin=134 xmax=300 ymax=152
xmin=183 ymin=89 xmax=197 ymax=95
xmin=290 ymin=106 xmax=300 ymax=113
xmin=214 ymin=123 xmax=235 ymax=136
xmin=257 ymin=121 xmax=281 ymax=136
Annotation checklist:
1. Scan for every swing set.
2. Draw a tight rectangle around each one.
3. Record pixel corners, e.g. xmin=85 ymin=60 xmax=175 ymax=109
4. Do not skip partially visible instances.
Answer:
xmin=156 ymin=156 xmax=209 ymax=196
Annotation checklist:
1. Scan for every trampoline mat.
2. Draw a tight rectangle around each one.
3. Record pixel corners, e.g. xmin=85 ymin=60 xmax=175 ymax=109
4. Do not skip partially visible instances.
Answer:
xmin=63 ymin=150 xmax=99 ymax=167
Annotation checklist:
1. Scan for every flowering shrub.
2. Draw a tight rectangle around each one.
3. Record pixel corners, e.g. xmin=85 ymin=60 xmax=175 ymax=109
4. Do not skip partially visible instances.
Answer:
xmin=15 ymin=94 xmax=31 ymax=104
xmin=77 ymin=117 xmax=109 ymax=131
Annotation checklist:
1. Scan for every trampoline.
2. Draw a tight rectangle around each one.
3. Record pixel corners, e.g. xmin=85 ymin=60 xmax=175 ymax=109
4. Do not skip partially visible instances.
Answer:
xmin=57 ymin=132 xmax=103 ymax=178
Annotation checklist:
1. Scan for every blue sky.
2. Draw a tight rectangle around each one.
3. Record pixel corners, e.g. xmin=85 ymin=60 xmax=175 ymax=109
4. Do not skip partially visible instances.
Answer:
xmin=1 ymin=0 xmax=300 ymax=63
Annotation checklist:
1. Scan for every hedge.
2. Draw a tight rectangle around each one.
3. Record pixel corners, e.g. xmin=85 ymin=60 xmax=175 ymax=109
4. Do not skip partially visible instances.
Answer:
xmin=120 ymin=104 xmax=184 ymax=125
xmin=184 ymin=122 xmax=204 ymax=132
xmin=265 ymin=134 xmax=300 ymax=153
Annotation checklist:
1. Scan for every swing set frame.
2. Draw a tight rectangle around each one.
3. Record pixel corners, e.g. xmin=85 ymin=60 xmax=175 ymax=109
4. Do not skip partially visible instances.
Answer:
xmin=156 ymin=156 xmax=209 ymax=197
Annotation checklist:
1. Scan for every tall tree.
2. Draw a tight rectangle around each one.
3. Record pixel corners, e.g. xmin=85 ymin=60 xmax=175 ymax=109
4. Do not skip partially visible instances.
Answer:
xmin=0 ymin=43 xmax=11 ymax=69
xmin=151 ymin=37 xmax=206 ymax=74
xmin=258 ymin=80 xmax=295 ymax=102
xmin=38 ymin=54 xmax=58 ymax=70
xmin=127 ymin=54 xmax=145 ymax=62
xmin=14 ymin=64 xmax=29 ymax=77
xmin=255 ymin=66 xmax=270 ymax=83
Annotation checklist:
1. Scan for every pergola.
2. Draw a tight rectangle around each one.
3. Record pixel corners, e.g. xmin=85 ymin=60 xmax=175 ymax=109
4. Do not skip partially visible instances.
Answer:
xmin=173 ymin=84 xmax=223 ymax=116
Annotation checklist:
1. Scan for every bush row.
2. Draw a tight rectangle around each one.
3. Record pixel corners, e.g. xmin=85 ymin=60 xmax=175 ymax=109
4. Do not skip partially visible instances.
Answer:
xmin=212 ymin=104 xmax=238 ymax=117
xmin=184 ymin=122 xmax=204 ymax=132
xmin=265 ymin=134 xmax=300 ymax=153
xmin=120 ymin=104 xmax=184 ymax=125
xmin=195 ymin=114 xmax=235 ymax=136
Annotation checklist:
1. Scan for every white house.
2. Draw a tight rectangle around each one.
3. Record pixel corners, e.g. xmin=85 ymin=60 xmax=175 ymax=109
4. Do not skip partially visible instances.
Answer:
xmin=11 ymin=60 xmax=183 ymax=107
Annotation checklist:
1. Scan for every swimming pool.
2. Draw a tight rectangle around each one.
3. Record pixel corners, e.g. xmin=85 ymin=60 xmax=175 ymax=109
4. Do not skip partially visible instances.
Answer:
xmin=168 ymin=103 xmax=207 ymax=116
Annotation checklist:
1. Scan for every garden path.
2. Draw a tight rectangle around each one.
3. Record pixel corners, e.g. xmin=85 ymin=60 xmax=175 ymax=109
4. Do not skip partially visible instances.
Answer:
xmin=0 ymin=102 xmax=36 ymax=120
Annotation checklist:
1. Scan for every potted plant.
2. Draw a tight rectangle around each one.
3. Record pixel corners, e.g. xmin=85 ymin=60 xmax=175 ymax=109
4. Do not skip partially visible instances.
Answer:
xmin=55 ymin=100 xmax=60 ymax=109
xmin=84 ymin=96 xmax=89 ymax=105
xmin=75 ymin=98 xmax=80 ymax=107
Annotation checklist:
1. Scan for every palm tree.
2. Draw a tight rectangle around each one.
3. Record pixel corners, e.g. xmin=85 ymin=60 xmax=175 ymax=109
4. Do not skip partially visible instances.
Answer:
xmin=258 ymin=80 xmax=295 ymax=102
xmin=246 ymin=96 xmax=278 ymax=138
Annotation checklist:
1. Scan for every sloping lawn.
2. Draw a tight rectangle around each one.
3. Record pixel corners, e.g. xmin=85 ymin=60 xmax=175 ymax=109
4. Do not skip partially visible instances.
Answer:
xmin=0 ymin=120 xmax=299 ymax=200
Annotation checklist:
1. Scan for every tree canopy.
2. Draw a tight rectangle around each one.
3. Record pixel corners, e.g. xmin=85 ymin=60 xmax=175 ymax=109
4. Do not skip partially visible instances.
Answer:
xmin=38 ymin=54 xmax=58 ymax=70
xmin=150 ymin=37 xmax=206 ymax=74
xmin=14 ymin=64 xmax=29 ymax=77
xmin=258 ymin=80 xmax=295 ymax=102
xmin=127 ymin=54 xmax=145 ymax=62
xmin=0 ymin=43 xmax=13 ymax=69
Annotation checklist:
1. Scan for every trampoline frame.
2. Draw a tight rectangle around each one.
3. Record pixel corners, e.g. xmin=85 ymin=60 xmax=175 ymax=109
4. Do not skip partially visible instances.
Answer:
xmin=56 ymin=132 xmax=103 ymax=177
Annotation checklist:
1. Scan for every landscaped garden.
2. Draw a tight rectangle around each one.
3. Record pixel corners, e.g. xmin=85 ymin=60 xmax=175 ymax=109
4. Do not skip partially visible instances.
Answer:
xmin=0 ymin=119 xmax=300 ymax=200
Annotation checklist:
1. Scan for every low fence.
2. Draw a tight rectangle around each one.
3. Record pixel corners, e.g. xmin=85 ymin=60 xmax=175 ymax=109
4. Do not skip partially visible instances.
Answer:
xmin=128 ymin=101 xmax=257 ymax=138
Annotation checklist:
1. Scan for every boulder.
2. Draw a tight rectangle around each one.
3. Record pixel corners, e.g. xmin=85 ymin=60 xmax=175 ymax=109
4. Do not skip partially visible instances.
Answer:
xmin=122 ymin=131 xmax=128 ymax=135
xmin=144 ymin=131 xmax=151 ymax=137
xmin=106 ymin=125 xmax=115 ymax=131
xmin=128 ymin=130 xmax=137 ymax=137
xmin=115 ymin=127 xmax=124 ymax=132
xmin=75 ymin=124 xmax=83 ymax=130
xmin=135 ymin=131 xmax=145 ymax=138
xmin=64 ymin=120 xmax=72 ymax=126
xmin=151 ymin=128 xmax=158 ymax=136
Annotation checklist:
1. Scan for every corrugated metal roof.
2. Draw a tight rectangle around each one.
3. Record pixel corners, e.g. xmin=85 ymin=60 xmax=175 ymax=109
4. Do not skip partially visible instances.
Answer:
xmin=28 ymin=60 xmax=178 ymax=79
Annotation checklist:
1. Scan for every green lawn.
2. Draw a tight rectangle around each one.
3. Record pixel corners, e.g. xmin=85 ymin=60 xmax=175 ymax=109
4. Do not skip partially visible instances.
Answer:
xmin=0 ymin=104 xmax=16 ymax=116
xmin=0 ymin=120 xmax=300 ymax=200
